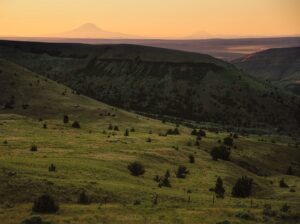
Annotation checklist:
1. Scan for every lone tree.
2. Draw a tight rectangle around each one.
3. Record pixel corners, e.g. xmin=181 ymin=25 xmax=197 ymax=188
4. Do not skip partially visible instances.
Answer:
xmin=63 ymin=115 xmax=69 ymax=124
xmin=72 ymin=121 xmax=80 ymax=128
xmin=210 ymin=146 xmax=230 ymax=161
xmin=231 ymin=176 xmax=253 ymax=198
xmin=215 ymin=177 xmax=225 ymax=198
xmin=176 ymin=165 xmax=189 ymax=178
xmin=32 ymin=194 xmax=59 ymax=213
xmin=128 ymin=162 xmax=145 ymax=176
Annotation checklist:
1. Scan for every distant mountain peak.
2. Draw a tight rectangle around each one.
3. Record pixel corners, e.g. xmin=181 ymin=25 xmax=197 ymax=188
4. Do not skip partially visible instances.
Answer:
xmin=76 ymin=23 xmax=103 ymax=31
xmin=50 ymin=23 xmax=142 ymax=39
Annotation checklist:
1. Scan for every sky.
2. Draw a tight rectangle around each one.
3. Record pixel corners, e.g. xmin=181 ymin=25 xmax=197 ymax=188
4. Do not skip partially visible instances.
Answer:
xmin=0 ymin=0 xmax=299 ymax=38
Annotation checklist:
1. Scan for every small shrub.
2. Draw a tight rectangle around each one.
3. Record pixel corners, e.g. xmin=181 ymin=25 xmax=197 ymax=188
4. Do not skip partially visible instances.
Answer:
xmin=32 ymin=194 xmax=59 ymax=213
xmin=263 ymin=204 xmax=277 ymax=217
xmin=108 ymin=124 xmax=113 ymax=130
xmin=279 ymin=178 xmax=289 ymax=188
xmin=146 ymin=138 xmax=152 ymax=142
xmin=78 ymin=191 xmax=90 ymax=204
xmin=231 ymin=176 xmax=253 ymax=198
xmin=48 ymin=164 xmax=56 ymax=172
xmin=166 ymin=128 xmax=180 ymax=135
xmin=3 ymin=140 xmax=8 ymax=145
xmin=223 ymin=137 xmax=234 ymax=146
xmin=210 ymin=146 xmax=230 ymax=161
xmin=63 ymin=115 xmax=69 ymax=124
xmin=158 ymin=170 xmax=171 ymax=188
xmin=113 ymin=126 xmax=119 ymax=131
xmin=72 ymin=121 xmax=80 ymax=128
xmin=133 ymin=200 xmax=141 ymax=205
xmin=188 ymin=155 xmax=195 ymax=163
xmin=43 ymin=123 xmax=47 ymax=129
xmin=30 ymin=145 xmax=38 ymax=152
xmin=198 ymin=129 xmax=206 ymax=137
xmin=233 ymin=133 xmax=239 ymax=139
xmin=280 ymin=204 xmax=290 ymax=213
xmin=130 ymin=128 xmax=135 ymax=132
xmin=215 ymin=177 xmax=225 ymax=198
xmin=128 ymin=162 xmax=145 ymax=176
xmin=176 ymin=165 xmax=189 ymax=178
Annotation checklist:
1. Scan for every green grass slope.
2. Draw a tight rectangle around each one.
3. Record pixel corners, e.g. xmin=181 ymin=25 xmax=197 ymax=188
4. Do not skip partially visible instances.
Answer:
xmin=1 ymin=40 xmax=300 ymax=132
xmin=0 ymin=59 xmax=300 ymax=223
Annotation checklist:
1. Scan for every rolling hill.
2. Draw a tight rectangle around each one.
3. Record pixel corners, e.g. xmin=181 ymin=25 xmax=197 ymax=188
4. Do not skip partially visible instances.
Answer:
xmin=0 ymin=58 xmax=300 ymax=224
xmin=0 ymin=40 xmax=299 ymax=132
xmin=233 ymin=47 xmax=300 ymax=95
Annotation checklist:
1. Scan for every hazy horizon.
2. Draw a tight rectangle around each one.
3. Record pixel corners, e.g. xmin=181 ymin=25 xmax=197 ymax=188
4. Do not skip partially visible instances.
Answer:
xmin=1 ymin=0 xmax=300 ymax=39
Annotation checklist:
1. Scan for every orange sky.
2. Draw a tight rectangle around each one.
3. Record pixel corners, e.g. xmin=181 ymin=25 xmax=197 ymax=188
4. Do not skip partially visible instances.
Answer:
xmin=0 ymin=0 xmax=299 ymax=38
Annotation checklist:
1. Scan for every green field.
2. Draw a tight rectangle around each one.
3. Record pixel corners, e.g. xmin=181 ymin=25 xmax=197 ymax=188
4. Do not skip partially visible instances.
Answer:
xmin=0 ymin=59 xmax=300 ymax=224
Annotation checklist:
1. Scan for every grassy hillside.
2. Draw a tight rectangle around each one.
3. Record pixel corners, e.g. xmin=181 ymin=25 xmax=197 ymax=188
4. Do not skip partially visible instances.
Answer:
xmin=233 ymin=47 xmax=300 ymax=95
xmin=0 ymin=60 xmax=300 ymax=223
xmin=1 ymin=40 xmax=300 ymax=133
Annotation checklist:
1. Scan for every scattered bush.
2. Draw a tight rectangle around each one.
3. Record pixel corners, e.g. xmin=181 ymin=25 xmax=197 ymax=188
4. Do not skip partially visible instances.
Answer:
xmin=158 ymin=170 xmax=171 ymax=188
xmin=108 ymin=124 xmax=113 ymax=130
xmin=176 ymin=165 xmax=189 ymax=178
xmin=280 ymin=204 xmax=290 ymax=213
xmin=263 ymin=204 xmax=277 ymax=217
xmin=215 ymin=177 xmax=225 ymax=198
xmin=72 ymin=121 xmax=80 ymax=128
xmin=63 ymin=115 xmax=69 ymax=124
xmin=43 ymin=123 xmax=47 ymax=129
xmin=48 ymin=164 xmax=56 ymax=172
xmin=78 ymin=191 xmax=90 ymax=204
xmin=133 ymin=200 xmax=141 ymax=205
xmin=166 ymin=128 xmax=180 ymax=135
xmin=223 ymin=137 xmax=234 ymax=146
xmin=279 ymin=178 xmax=289 ymax=188
xmin=130 ymin=128 xmax=135 ymax=132
xmin=188 ymin=155 xmax=195 ymax=163
xmin=128 ymin=162 xmax=145 ymax=176
xmin=198 ymin=129 xmax=206 ymax=137
xmin=32 ymin=194 xmax=59 ymax=213
xmin=231 ymin=176 xmax=253 ymax=198
xmin=210 ymin=146 xmax=230 ymax=161
xmin=113 ymin=126 xmax=119 ymax=131
xmin=30 ymin=145 xmax=38 ymax=152
xmin=146 ymin=138 xmax=152 ymax=143
xmin=3 ymin=140 xmax=8 ymax=145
